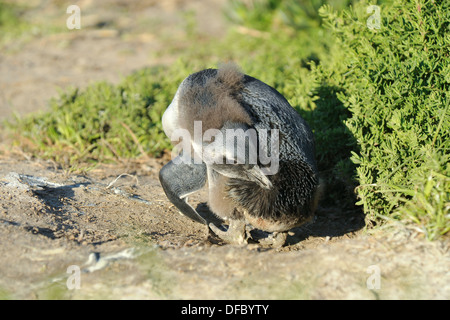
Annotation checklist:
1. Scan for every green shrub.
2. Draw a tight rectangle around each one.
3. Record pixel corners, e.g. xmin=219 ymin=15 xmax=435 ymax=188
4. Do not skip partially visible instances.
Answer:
xmin=224 ymin=0 xmax=282 ymax=31
xmin=7 ymin=66 xmax=181 ymax=165
xmin=316 ymin=0 xmax=449 ymax=237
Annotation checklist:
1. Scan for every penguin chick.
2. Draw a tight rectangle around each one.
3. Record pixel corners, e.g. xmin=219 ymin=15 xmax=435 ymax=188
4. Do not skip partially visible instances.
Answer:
xmin=159 ymin=63 xmax=319 ymax=247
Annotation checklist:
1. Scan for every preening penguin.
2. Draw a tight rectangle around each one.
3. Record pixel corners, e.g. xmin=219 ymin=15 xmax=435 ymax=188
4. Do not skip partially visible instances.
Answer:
xmin=159 ymin=64 xmax=320 ymax=247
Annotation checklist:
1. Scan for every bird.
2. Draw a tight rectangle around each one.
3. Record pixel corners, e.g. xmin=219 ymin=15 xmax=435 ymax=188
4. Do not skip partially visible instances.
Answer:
xmin=159 ymin=63 xmax=320 ymax=247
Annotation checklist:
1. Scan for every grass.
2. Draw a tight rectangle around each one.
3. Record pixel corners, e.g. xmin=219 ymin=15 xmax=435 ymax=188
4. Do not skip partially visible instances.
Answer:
xmin=2 ymin=0 xmax=449 ymax=239
xmin=0 ymin=286 xmax=11 ymax=300
xmin=7 ymin=67 xmax=175 ymax=167
xmin=397 ymin=171 xmax=449 ymax=240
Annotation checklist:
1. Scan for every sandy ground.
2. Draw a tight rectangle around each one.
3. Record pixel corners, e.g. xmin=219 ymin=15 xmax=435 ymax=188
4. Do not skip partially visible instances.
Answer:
xmin=0 ymin=0 xmax=448 ymax=300
xmin=0 ymin=157 xmax=448 ymax=299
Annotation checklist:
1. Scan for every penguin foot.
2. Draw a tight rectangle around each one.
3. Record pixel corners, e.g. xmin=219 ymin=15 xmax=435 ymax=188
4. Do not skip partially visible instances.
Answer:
xmin=257 ymin=231 xmax=287 ymax=248
xmin=209 ymin=220 xmax=247 ymax=245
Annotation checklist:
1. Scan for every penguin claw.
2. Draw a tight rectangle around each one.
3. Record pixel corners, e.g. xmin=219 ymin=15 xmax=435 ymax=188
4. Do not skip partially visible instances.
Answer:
xmin=209 ymin=220 xmax=286 ymax=248
xmin=209 ymin=220 xmax=247 ymax=245
xmin=257 ymin=231 xmax=287 ymax=248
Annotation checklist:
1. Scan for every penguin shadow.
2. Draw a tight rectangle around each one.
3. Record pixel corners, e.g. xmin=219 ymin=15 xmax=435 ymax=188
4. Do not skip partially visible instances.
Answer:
xmin=196 ymin=202 xmax=365 ymax=247
xmin=285 ymin=206 xmax=365 ymax=246
xmin=29 ymin=182 xmax=90 ymax=240
xmin=195 ymin=202 xmax=225 ymax=244
xmin=196 ymin=202 xmax=224 ymax=226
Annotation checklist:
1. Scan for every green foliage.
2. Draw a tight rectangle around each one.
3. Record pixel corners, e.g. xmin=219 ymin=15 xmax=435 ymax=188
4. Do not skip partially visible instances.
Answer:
xmin=398 ymin=171 xmax=449 ymax=240
xmin=225 ymin=0 xmax=354 ymax=31
xmin=8 ymin=67 xmax=179 ymax=165
xmin=0 ymin=1 xmax=19 ymax=26
xmin=280 ymin=0 xmax=355 ymax=30
xmin=317 ymin=0 xmax=449 ymax=236
xmin=224 ymin=0 xmax=283 ymax=31
xmin=0 ymin=286 xmax=11 ymax=300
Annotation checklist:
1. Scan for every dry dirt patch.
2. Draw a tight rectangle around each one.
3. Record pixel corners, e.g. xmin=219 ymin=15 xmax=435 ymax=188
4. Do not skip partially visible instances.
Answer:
xmin=0 ymin=157 xmax=448 ymax=299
